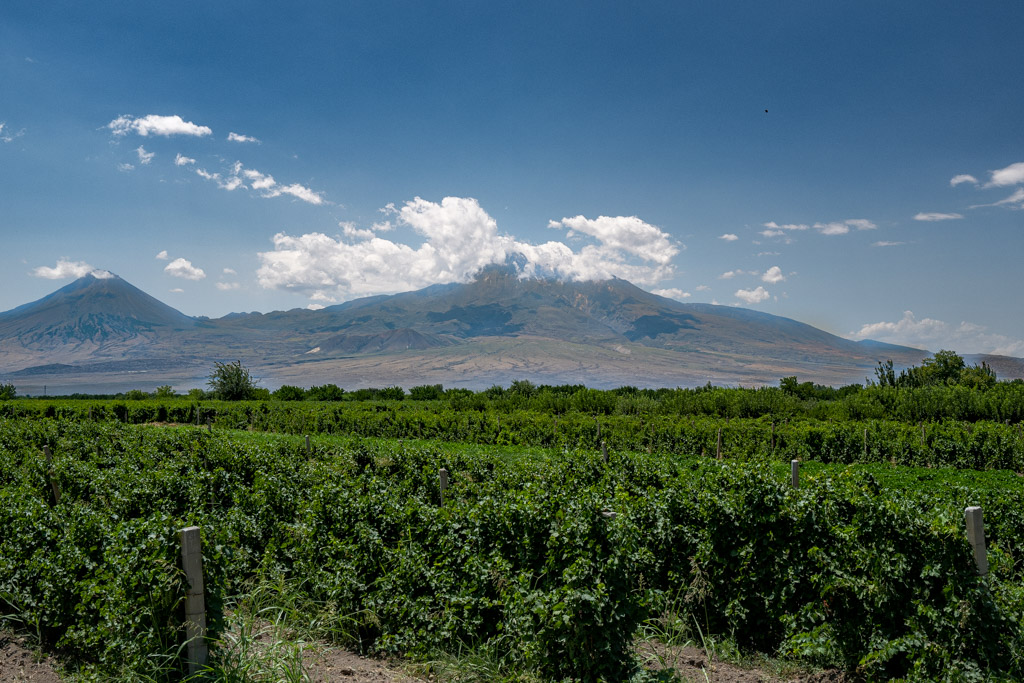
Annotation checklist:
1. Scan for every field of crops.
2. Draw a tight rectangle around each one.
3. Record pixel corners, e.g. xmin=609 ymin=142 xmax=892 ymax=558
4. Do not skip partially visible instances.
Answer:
xmin=1 ymin=401 xmax=1023 ymax=680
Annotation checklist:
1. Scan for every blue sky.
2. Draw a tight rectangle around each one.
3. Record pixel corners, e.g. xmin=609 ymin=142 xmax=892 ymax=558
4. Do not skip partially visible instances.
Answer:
xmin=2 ymin=1 xmax=1023 ymax=355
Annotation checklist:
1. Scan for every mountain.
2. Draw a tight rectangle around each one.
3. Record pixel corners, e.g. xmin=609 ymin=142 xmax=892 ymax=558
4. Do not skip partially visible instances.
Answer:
xmin=0 ymin=268 xmax=973 ymax=392
xmin=0 ymin=273 xmax=200 ymax=371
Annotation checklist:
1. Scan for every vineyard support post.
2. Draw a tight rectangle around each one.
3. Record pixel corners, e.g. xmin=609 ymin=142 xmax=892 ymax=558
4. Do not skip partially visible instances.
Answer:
xmin=439 ymin=468 xmax=448 ymax=505
xmin=864 ymin=428 xmax=868 ymax=460
xmin=305 ymin=435 xmax=311 ymax=457
xmin=964 ymin=507 xmax=988 ymax=576
xmin=716 ymin=428 xmax=722 ymax=459
xmin=179 ymin=526 xmax=208 ymax=673
xmin=43 ymin=446 xmax=61 ymax=504
xmin=791 ymin=459 xmax=799 ymax=489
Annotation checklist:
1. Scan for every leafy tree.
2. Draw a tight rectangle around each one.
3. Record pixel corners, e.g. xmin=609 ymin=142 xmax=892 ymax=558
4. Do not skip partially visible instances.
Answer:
xmin=378 ymin=386 xmax=406 ymax=401
xmin=0 ymin=382 xmax=15 ymax=400
xmin=409 ymin=384 xmax=444 ymax=400
xmin=206 ymin=360 xmax=260 ymax=400
xmin=307 ymin=384 xmax=345 ymax=401
xmin=123 ymin=389 xmax=149 ymax=400
xmin=153 ymin=385 xmax=176 ymax=399
xmin=273 ymin=385 xmax=308 ymax=401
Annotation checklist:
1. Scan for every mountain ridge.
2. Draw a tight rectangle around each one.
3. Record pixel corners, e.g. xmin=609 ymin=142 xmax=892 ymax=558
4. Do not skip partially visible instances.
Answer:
xmin=1 ymin=270 xmax=1006 ymax=391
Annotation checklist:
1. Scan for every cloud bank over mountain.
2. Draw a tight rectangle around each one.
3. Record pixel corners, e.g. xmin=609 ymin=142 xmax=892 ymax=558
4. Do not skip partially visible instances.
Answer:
xmin=256 ymin=196 xmax=680 ymax=302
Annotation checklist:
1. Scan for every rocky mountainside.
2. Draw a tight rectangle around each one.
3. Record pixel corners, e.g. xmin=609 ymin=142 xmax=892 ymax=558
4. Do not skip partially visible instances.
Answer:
xmin=0 ymin=268 xmax=949 ymax=391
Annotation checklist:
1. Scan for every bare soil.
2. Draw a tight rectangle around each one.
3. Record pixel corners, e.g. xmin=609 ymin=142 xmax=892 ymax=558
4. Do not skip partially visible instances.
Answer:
xmin=639 ymin=641 xmax=854 ymax=682
xmin=0 ymin=629 xmax=852 ymax=682
xmin=0 ymin=632 xmax=62 ymax=683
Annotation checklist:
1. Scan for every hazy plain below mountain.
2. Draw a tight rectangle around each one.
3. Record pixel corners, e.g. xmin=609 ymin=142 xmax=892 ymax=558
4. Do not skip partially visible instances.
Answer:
xmin=2 ymin=267 xmax=1018 ymax=394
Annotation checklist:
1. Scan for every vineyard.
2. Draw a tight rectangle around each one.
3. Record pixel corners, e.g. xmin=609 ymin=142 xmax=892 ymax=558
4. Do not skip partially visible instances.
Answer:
xmin=0 ymin=398 xmax=1022 ymax=680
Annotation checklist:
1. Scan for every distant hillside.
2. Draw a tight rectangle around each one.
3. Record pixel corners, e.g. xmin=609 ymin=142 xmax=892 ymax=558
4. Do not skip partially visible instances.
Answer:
xmin=0 ymin=267 xmax=985 ymax=392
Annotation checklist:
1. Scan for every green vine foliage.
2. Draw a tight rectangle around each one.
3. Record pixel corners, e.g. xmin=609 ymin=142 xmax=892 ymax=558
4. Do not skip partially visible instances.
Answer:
xmin=0 ymin=415 xmax=1021 ymax=679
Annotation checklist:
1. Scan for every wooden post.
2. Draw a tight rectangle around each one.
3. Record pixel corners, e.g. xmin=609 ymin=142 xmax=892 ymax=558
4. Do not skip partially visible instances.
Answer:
xmin=305 ymin=435 xmax=311 ymax=457
xmin=43 ymin=446 xmax=61 ymax=504
xmin=964 ymin=507 xmax=988 ymax=576
xmin=207 ymin=418 xmax=212 ymax=433
xmin=791 ymin=459 xmax=799 ymax=488
xmin=179 ymin=526 xmax=208 ymax=674
xmin=439 ymin=468 xmax=448 ymax=505
xmin=716 ymin=428 xmax=722 ymax=459
xmin=596 ymin=419 xmax=601 ymax=439
xmin=770 ymin=422 xmax=775 ymax=450
xmin=601 ymin=440 xmax=608 ymax=464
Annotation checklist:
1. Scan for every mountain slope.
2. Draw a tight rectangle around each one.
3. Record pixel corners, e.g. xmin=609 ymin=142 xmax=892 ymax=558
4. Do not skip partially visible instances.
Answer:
xmin=0 ymin=269 xmax=955 ymax=389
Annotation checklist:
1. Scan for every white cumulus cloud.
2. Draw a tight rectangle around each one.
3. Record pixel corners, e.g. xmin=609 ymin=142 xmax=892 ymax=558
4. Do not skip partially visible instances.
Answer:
xmin=735 ymin=286 xmax=770 ymax=305
xmin=156 ymin=250 xmax=168 ymax=260
xmin=761 ymin=266 xmax=785 ymax=284
xmin=32 ymin=258 xmax=112 ymax=280
xmin=257 ymin=197 xmax=679 ymax=301
xmin=652 ymin=288 xmax=691 ymax=300
xmin=136 ymin=146 xmax=154 ymax=165
xmin=719 ymin=233 xmax=738 ymax=241
xmin=227 ymin=132 xmax=260 ymax=143
xmin=914 ymin=212 xmax=962 ymax=221
xmin=550 ymin=215 xmax=679 ymax=265
xmin=215 ymin=281 xmax=241 ymax=291
xmin=851 ymin=310 xmax=1024 ymax=356
xmin=164 ymin=257 xmax=206 ymax=280
xmin=985 ymin=162 xmax=1024 ymax=188
xmin=950 ymin=174 xmax=978 ymax=187
xmin=108 ymin=114 xmax=212 ymax=137
xmin=174 ymin=153 xmax=196 ymax=166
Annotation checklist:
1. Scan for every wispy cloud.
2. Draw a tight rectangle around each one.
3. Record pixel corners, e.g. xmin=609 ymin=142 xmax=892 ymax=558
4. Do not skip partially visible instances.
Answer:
xmin=193 ymin=161 xmax=325 ymax=204
xmin=164 ymin=257 xmax=206 ymax=280
xmin=851 ymin=310 xmax=1024 ymax=356
xmin=108 ymin=114 xmax=212 ymax=137
xmin=971 ymin=188 xmax=1024 ymax=210
xmin=117 ymin=162 xmax=135 ymax=172
xmin=695 ymin=284 xmax=711 ymax=292
xmin=136 ymin=146 xmax=154 ymax=165
xmin=914 ymin=212 xmax=962 ymax=221
xmin=718 ymin=233 xmax=738 ymax=241
xmin=169 ymin=288 xmax=184 ymax=293
xmin=227 ymin=132 xmax=260 ymax=143
xmin=32 ymin=258 xmax=112 ymax=280
xmin=0 ymin=122 xmax=26 ymax=143
xmin=735 ymin=286 xmax=770 ymax=304
xmin=257 ymin=196 xmax=680 ymax=301
xmin=950 ymin=174 xmax=978 ymax=187
xmin=156 ymin=250 xmax=168 ymax=260
xmin=174 ymin=153 xmax=196 ymax=166
xmin=215 ymin=281 xmax=241 ymax=291
xmin=762 ymin=219 xmax=875 ymax=237
xmin=872 ymin=241 xmax=906 ymax=247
